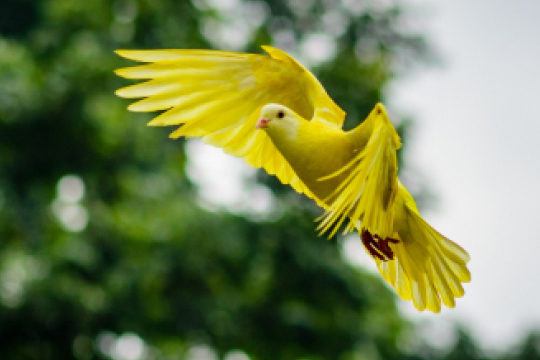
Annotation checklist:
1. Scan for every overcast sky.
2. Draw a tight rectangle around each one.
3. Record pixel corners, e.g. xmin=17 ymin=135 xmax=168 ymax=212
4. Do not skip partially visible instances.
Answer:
xmin=388 ymin=0 xmax=540 ymax=350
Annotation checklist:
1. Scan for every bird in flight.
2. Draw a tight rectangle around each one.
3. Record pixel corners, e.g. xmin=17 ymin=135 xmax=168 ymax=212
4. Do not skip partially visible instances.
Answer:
xmin=115 ymin=45 xmax=470 ymax=312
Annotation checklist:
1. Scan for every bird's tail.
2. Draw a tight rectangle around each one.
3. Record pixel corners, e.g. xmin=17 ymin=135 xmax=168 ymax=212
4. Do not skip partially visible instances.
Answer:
xmin=374 ymin=200 xmax=471 ymax=312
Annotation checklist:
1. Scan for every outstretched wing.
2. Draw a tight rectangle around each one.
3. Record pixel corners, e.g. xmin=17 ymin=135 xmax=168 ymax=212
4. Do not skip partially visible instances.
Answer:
xmin=316 ymin=103 xmax=401 ymax=239
xmin=115 ymin=46 xmax=345 ymax=198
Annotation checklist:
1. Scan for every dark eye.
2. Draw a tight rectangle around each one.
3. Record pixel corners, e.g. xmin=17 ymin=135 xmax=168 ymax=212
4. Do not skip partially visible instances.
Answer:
xmin=277 ymin=110 xmax=285 ymax=119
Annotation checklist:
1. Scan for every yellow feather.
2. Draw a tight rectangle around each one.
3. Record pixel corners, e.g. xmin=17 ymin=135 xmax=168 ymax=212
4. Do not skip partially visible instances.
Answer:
xmin=115 ymin=46 xmax=345 ymax=200
xmin=114 ymin=49 xmax=250 ymax=62
xmin=115 ymin=46 xmax=470 ymax=313
xmin=116 ymin=79 xmax=182 ymax=98
xmin=316 ymin=104 xmax=400 ymax=238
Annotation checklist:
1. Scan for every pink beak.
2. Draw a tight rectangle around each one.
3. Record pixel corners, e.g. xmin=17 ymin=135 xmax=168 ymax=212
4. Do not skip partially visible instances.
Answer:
xmin=255 ymin=117 xmax=270 ymax=129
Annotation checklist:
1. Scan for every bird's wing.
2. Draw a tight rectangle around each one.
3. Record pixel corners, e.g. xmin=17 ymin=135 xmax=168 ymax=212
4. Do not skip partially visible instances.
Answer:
xmin=115 ymin=46 xmax=345 ymax=198
xmin=316 ymin=104 xmax=401 ymax=238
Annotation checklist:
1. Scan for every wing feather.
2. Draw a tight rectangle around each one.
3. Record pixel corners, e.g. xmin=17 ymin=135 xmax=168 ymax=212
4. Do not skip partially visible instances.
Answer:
xmin=316 ymin=104 xmax=401 ymax=238
xmin=115 ymin=46 xmax=344 ymax=199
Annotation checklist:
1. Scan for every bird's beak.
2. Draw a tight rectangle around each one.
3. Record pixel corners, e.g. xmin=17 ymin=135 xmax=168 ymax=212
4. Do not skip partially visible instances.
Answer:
xmin=255 ymin=117 xmax=270 ymax=129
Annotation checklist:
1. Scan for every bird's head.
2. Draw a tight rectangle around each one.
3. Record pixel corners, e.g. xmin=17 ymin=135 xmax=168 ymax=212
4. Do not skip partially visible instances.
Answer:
xmin=256 ymin=104 xmax=300 ymax=133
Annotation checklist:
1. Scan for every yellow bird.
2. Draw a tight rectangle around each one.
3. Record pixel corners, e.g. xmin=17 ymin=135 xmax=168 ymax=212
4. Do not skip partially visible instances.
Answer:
xmin=115 ymin=45 xmax=470 ymax=312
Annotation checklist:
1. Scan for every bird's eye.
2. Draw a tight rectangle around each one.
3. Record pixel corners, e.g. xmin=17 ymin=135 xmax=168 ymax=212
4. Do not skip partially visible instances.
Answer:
xmin=277 ymin=110 xmax=285 ymax=119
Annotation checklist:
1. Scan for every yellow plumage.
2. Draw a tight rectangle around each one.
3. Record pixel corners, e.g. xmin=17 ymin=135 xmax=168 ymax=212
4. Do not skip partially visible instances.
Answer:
xmin=115 ymin=45 xmax=470 ymax=312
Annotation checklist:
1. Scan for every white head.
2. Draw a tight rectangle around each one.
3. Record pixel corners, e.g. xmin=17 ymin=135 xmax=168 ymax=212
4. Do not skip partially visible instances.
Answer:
xmin=255 ymin=104 xmax=302 ymax=136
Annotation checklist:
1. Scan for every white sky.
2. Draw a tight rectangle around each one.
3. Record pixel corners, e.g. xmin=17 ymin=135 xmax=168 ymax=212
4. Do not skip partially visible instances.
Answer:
xmin=388 ymin=0 xmax=540 ymax=351
xmin=186 ymin=0 xmax=540 ymax=352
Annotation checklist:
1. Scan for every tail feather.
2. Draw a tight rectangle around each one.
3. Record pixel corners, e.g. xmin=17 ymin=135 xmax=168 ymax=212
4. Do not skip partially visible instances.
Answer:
xmin=378 ymin=258 xmax=412 ymax=301
xmin=375 ymin=205 xmax=470 ymax=312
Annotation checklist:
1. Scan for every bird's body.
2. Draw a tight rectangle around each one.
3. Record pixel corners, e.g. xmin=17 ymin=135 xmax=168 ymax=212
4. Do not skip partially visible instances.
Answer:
xmin=266 ymin=116 xmax=353 ymax=201
xmin=115 ymin=45 xmax=470 ymax=312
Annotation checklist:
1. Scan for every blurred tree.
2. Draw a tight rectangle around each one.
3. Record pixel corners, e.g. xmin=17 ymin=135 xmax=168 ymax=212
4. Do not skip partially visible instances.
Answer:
xmin=500 ymin=330 xmax=540 ymax=360
xmin=441 ymin=329 xmax=488 ymax=360
xmin=0 ymin=0 xmax=509 ymax=359
xmin=426 ymin=327 xmax=540 ymax=360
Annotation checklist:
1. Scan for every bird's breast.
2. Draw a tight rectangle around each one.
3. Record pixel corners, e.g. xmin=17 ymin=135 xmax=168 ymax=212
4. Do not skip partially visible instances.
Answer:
xmin=268 ymin=122 xmax=355 ymax=203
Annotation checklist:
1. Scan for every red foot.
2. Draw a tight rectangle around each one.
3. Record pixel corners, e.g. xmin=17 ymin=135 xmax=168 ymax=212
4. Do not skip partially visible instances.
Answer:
xmin=361 ymin=229 xmax=399 ymax=261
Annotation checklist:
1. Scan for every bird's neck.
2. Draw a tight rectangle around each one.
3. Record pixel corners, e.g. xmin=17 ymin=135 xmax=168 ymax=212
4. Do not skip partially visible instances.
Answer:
xmin=266 ymin=120 xmax=355 ymax=202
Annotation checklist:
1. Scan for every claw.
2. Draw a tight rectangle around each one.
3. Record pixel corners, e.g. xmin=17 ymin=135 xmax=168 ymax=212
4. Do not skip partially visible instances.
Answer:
xmin=361 ymin=230 xmax=399 ymax=261
xmin=361 ymin=229 xmax=385 ymax=260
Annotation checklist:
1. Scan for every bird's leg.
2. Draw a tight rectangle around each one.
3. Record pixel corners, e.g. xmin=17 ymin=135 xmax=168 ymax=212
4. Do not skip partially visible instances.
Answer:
xmin=373 ymin=234 xmax=399 ymax=260
xmin=361 ymin=230 xmax=399 ymax=261
xmin=361 ymin=229 xmax=385 ymax=260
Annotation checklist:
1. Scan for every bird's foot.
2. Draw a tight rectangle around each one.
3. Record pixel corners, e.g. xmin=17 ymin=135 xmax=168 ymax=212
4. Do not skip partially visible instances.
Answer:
xmin=361 ymin=229 xmax=399 ymax=261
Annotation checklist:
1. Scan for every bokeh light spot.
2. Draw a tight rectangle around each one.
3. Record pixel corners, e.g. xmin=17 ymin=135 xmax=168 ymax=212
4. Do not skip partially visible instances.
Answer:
xmin=224 ymin=350 xmax=251 ymax=360
xmin=186 ymin=344 xmax=218 ymax=360
xmin=57 ymin=174 xmax=85 ymax=203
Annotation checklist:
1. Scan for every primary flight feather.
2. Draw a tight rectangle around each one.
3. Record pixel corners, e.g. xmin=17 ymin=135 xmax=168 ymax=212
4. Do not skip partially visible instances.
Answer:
xmin=115 ymin=45 xmax=470 ymax=312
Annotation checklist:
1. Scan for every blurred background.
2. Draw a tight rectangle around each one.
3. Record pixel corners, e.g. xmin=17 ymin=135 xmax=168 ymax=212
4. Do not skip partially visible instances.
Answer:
xmin=1 ymin=0 xmax=539 ymax=359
